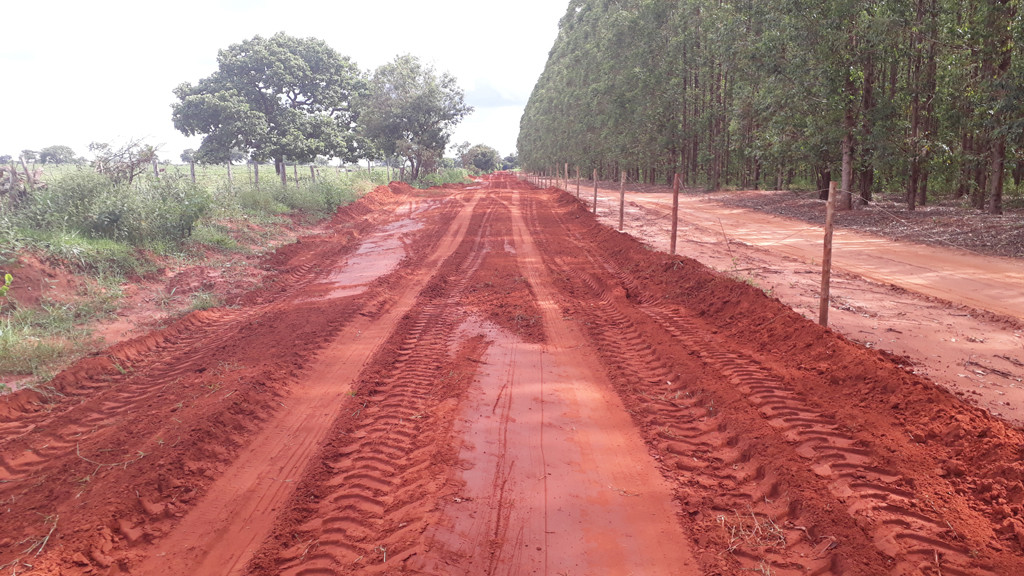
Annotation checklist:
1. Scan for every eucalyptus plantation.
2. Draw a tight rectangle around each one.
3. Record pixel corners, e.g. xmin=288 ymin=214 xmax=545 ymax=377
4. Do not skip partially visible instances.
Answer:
xmin=518 ymin=0 xmax=1022 ymax=213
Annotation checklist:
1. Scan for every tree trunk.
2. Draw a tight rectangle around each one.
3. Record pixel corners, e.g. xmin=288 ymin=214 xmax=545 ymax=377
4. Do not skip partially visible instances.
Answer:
xmin=981 ymin=0 xmax=1014 ymax=214
xmin=859 ymin=46 xmax=876 ymax=206
xmin=916 ymin=0 xmax=939 ymax=208
xmin=988 ymin=138 xmax=1006 ymax=215
xmin=816 ymin=168 xmax=832 ymax=200
xmin=841 ymin=131 xmax=854 ymax=210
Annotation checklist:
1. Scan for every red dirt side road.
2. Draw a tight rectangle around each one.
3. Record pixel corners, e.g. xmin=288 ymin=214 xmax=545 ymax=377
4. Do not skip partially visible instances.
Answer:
xmin=1 ymin=176 xmax=1023 ymax=575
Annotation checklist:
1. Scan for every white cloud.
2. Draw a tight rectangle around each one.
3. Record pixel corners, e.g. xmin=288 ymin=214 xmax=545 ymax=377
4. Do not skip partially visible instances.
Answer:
xmin=0 ymin=0 xmax=566 ymax=160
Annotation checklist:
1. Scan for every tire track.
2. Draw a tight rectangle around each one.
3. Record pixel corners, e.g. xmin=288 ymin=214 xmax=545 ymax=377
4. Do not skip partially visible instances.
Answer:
xmin=545 ymin=258 xmax=839 ymax=575
xmin=253 ymin=195 xmax=500 ymax=575
xmin=646 ymin=305 xmax=992 ymax=576
xmin=520 ymin=188 xmax=1011 ymax=575
xmin=0 ymin=191 xmax=422 ymax=502
xmin=0 ymin=189 xmax=462 ymax=573
xmin=0 ymin=265 xmax=350 ymax=500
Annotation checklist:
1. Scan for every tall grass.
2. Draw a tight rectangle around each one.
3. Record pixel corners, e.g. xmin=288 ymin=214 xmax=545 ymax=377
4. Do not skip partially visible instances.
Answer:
xmin=0 ymin=163 xmax=380 ymax=386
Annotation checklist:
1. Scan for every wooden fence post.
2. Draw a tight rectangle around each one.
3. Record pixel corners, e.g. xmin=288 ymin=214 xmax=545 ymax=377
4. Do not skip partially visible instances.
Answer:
xmin=310 ymin=165 xmax=316 ymax=183
xmin=189 ymin=160 xmax=196 ymax=184
xmin=227 ymin=162 xmax=233 ymax=194
xmin=819 ymin=181 xmax=838 ymax=327
xmin=280 ymin=157 xmax=287 ymax=187
xmin=618 ymin=171 xmax=626 ymax=230
xmin=254 ymin=162 xmax=259 ymax=189
xmin=575 ymin=166 xmax=580 ymax=198
xmin=670 ymin=173 xmax=680 ymax=255
xmin=293 ymin=163 xmax=298 ymax=188
xmin=564 ymin=163 xmax=569 ymax=191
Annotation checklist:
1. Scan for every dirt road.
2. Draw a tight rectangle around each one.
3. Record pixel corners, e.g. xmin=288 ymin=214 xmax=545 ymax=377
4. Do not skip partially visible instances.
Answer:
xmin=574 ymin=182 xmax=1024 ymax=429
xmin=2 ymin=177 xmax=1023 ymax=575
xmin=594 ymin=188 xmax=1024 ymax=322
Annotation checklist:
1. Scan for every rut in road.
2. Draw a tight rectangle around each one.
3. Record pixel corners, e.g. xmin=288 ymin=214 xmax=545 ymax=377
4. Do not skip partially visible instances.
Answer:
xmin=1 ymin=178 xmax=1023 ymax=576
xmin=248 ymin=193 xmax=499 ymax=575
xmin=522 ymin=183 xmax=1024 ymax=575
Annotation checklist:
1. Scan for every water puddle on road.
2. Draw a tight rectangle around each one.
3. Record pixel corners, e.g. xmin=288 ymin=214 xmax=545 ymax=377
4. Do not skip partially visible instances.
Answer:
xmin=315 ymin=216 xmax=422 ymax=299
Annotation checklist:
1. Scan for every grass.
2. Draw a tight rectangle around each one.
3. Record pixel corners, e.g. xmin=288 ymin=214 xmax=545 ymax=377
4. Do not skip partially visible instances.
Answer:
xmin=0 ymin=301 xmax=107 ymax=384
xmin=716 ymin=508 xmax=787 ymax=568
xmin=0 ymin=163 xmax=389 ymax=389
xmin=188 ymin=290 xmax=222 ymax=311
xmin=1 ymin=159 xmax=472 ymax=390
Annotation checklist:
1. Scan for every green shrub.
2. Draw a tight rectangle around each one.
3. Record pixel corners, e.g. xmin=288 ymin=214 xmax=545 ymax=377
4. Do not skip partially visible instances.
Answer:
xmin=411 ymin=168 xmax=470 ymax=189
xmin=189 ymin=222 xmax=241 ymax=251
xmin=135 ymin=175 xmax=213 ymax=242
xmin=18 ymin=172 xmax=212 ymax=245
xmin=236 ymin=185 xmax=290 ymax=216
xmin=20 ymin=170 xmax=116 ymax=234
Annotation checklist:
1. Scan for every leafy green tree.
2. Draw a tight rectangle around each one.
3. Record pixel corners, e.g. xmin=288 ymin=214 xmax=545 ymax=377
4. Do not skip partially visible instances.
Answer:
xmin=20 ymin=150 xmax=37 ymax=163
xmin=461 ymin=144 xmax=502 ymax=173
xmin=180 ymin=149 xmax=196 ymax=163
xmin=503 ymin=153 xmax=519 ymax=170
xmin=0 ymin=155 xmax=11 ymax=164
xmin=172 ymin=33 xmax=365 ymax=170
xmin=360 ymin=55 xmax=473 ymax=180
xmin=38 ymin=145 xmax=76 ymax=164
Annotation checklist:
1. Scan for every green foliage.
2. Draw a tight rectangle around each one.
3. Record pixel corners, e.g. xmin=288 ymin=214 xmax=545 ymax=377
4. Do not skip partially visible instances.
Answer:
xmin=0 ymin=274 xmax=121 ymax=382
xmin=0 ymin=160 xmax=376 ymax=386
xmin=19 ymin=170 xmax=117 ymax=233
xmin=461 ymin=144 xmax=502 ymax=174
xmin=38 ymin=145 xmax=76 ymax=164
xmin=0 ymin=295 xmax=111 ymax=380
xmin=138 ymin=176 xmax=213 ymax=241
xmin=19 ymin=170 xmax=211 ymax=245
xmin=0 ymin=273 xmax=11 ymax=314
xmin=172 ymin=33 xmax=365 ymax=166
xmin=519 ymin=0 xmax=1024 ymax=209
xmin=27 ymin=231 xmax=150 ymax=276
xmin=361 ymin=55 xmax=473 ymax=180
xmin=411 ymin=168 xmax=471 ymax=189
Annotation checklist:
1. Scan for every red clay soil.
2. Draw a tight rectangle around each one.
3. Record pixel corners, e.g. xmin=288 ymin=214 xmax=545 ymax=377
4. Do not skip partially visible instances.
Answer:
xmin=579 ymin=182 xmax=1024 ymax=430
xmin=1 ymin=176 xmax=1023 ymax=575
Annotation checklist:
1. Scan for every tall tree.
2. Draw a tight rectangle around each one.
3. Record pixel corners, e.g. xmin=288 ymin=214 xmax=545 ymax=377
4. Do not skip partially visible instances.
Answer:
xmin=519 ymin=0 xmax=1020 ymax=215
xmin=172 ymin=33 xmax=365 ymax=171
xmin=360 ymin=55 xmax=472 ymax=180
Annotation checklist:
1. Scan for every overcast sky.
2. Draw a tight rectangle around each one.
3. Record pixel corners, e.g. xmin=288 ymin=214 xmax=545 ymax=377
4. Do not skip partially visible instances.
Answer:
xmin=1 ymin=0 xmax=567 ymax=163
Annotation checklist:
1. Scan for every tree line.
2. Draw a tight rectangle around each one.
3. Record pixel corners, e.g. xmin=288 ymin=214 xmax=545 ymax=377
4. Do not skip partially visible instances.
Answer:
xmin=173 ymin=33 xmax=473 ymax=181
xmin=518 ymin=0 xmax=1022 ymax=214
